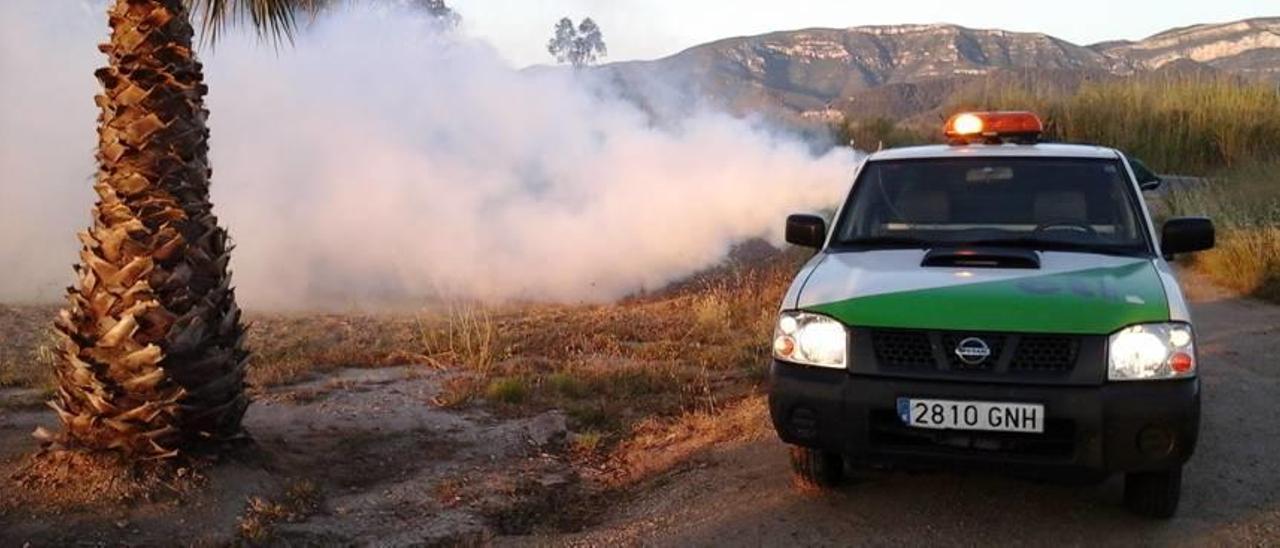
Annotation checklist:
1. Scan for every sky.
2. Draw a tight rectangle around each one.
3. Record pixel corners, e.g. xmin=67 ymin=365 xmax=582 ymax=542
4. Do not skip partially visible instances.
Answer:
xmin=457 ymin=0 xmax=1275 ymax=67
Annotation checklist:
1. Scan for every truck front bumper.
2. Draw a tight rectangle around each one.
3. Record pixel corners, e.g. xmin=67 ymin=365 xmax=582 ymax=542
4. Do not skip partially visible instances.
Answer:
xmin=768 ymin=360 xmax=1199 ymax=474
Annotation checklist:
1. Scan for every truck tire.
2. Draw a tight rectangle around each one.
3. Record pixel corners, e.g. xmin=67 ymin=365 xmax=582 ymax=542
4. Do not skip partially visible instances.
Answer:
xmin=1124 ymin=466 xmax=1182 ymax=518
xmin=789 ymin=445 xmax=844 ymax=489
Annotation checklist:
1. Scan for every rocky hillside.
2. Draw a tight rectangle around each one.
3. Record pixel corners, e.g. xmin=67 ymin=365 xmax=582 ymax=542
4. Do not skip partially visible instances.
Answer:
xmin=594 ymin=17 xmax=1280 ymax=126
xmin=1093 ymin=18 xmax=1280 ymax=81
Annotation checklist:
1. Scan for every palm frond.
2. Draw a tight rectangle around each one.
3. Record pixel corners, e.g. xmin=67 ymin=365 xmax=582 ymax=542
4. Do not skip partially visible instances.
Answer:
xmin=185 ymin=0 xmax=328 ymax=45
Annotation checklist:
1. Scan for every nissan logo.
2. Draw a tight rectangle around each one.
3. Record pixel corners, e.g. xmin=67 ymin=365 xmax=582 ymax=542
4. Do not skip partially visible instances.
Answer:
xmin=955 ymin=337 xmax=992 ymax=365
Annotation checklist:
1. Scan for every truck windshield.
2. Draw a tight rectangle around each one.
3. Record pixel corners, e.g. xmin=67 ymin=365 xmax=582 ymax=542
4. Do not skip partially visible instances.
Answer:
xmin=831 ymin=157 xmax=1151 ymax=256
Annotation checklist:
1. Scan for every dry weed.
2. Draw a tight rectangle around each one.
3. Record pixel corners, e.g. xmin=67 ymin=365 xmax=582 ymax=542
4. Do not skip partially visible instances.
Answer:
xmin=1188 ymin=227 xmax=1280 ymax=302
xmin=605 ymin=396 xmax=770 ymax=486
xmin=0 ymin=306 xmax=59 ymax=390
xmin=238 ymin=479 xmax=321 ymax=542
xmin=419 ymin=304 xmax=510 ymax=372
xmin=5 ymin=450 xmax=204 ymax=511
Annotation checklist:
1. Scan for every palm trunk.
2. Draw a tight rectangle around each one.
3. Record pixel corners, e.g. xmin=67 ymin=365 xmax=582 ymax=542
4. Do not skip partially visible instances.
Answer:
xmin=46 ymin=0 xmax=249 ymax=457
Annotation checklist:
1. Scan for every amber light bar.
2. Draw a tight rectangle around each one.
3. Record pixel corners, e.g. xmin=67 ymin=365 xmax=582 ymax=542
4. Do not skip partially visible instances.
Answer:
xmin=944 ymin=111 xmax=1044 ymax=143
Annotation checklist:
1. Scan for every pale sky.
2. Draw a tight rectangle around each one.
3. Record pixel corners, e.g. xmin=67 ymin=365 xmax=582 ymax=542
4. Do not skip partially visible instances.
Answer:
xmin=455 ymin=0 xmax=1275 ymax=67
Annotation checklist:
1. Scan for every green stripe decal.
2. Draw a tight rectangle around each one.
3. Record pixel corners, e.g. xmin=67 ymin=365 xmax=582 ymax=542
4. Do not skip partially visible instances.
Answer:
xmin=807 ymin=262 xmax=1169 ymax=334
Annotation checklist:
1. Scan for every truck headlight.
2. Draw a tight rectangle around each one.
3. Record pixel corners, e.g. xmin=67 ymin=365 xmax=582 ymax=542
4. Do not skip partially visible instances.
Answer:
xmin=1108 ymin=323 xmax=1195 ymax=381
xmin=773 ymin=311 xmax=847 ymax=369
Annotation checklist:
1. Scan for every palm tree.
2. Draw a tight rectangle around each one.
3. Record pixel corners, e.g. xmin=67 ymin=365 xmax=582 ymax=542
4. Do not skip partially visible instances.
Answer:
xmin=40 ymin=0 xmax=319 ymax=458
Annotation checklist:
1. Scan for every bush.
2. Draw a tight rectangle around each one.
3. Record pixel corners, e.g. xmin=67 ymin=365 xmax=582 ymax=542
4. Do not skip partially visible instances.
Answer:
xmin=485 ymin=376 xmax=529 ymax=404
xmin=546 ymin=372 xmax=586 ymax=399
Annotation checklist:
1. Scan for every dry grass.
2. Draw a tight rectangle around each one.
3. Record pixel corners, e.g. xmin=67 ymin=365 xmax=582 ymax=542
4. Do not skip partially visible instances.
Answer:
xmin=1184 ymin=227 xmax=1280 ymax=302
xmin=1166 ymin=160 xmax=1280 ymax=303
xmin=604 ymin=395 xmax=772 ymax=486
xmin=237 ymin=479 xmax=321 ymax=542
xmin=946 ymin=74 xmax=1280 ymax=174
xmin=382 ymin=240 xmax=804 ymax=443
xmin=243 ymin=313 xmax=432 ymax=388
xmin=427 ymin=244 xmax=802 ymax=442
xmin=419 ymin=305 xmax=509 ymax=373
xmin=0 ymin=242 xmax=804 ymax=449
xmin=0 ymin=305 xmax=58 ymax=392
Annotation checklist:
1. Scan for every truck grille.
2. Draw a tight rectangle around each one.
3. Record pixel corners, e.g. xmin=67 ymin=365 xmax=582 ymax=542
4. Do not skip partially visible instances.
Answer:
xmin=870 ymin=330 xmax=934 ymax=369
xmin=1009 ymin=336 xmax=1079 ymax=372
xmin=869 ymin=329 xmax=1079 ymax=375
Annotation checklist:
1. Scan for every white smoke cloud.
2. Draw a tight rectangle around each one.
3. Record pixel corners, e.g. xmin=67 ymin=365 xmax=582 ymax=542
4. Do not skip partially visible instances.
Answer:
xmin=1 ymin=2 xmax=855 ymax=308
xmin=0 ymin=1 xmax=102 ymax=303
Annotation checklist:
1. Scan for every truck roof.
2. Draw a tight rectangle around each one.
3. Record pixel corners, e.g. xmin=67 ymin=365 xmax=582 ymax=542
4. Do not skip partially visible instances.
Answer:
xmin=868 ymin=143 xmax=1121 ymax=162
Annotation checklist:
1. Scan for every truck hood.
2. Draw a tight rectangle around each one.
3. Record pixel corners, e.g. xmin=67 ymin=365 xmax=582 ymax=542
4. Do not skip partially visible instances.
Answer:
xmin=797 ymin=250 xmax=1170 ymax=334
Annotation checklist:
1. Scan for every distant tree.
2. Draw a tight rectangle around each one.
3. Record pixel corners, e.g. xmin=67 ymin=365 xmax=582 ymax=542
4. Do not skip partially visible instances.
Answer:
xmin=549 ymin=18 xmax=575 ymax=60
xmin=547 ymin=17 xmax=607 ymax=67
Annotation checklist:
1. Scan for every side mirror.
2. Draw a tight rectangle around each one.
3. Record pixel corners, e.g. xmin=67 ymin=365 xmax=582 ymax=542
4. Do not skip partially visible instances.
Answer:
xmin=1130 ymin=158 xmax=1162 ymax=191
xmin=1161 ymin=217 xmax=1214 ymax=256
xmin=786 ymin=214 xmax=827 ymax=249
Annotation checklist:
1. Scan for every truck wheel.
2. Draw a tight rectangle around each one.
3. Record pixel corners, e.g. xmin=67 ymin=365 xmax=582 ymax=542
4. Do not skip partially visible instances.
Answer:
xmin=1124 ymin=466 xmax=1182 ymax=518
xmin=789 ymin=445 xmax=844 ymax=489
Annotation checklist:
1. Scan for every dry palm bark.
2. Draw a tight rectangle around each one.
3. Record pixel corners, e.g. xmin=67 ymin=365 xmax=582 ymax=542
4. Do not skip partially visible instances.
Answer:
xmin=44 ymin=0 xmax=249 ymax=458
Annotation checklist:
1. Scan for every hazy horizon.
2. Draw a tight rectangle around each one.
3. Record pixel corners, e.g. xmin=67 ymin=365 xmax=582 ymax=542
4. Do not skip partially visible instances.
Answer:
xmin=455 ymin=1 xmax=1276 ymax=67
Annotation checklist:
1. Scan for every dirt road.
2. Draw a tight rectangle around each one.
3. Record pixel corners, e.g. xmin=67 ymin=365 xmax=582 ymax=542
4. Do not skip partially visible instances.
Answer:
xmin=536 ymin=277 xmax=1280 ymax=546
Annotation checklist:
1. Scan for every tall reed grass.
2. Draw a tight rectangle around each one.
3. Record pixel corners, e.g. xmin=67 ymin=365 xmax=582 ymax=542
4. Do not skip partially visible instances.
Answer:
xmin=947 ymin=75 xmax=1280 ymax=174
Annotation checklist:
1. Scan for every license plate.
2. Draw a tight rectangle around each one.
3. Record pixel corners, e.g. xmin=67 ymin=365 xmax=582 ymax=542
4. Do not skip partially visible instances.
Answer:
xmin=897 ymin=398 xmax=1044 ymax=433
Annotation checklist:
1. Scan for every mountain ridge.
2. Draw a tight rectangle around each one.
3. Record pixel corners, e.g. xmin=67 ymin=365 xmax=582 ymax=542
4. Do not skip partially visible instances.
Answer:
xmin=590 ymin=17 xmax=1280 ymax=127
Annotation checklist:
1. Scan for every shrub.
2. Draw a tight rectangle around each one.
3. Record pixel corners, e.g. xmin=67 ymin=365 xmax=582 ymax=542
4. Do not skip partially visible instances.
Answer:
xmin=546 ymin=372 xmax=587 ymax=399
xmin=485 ymin=376 xmax=529 ymax=404
xmin=570 ymin=430 xmax=604 ymax=455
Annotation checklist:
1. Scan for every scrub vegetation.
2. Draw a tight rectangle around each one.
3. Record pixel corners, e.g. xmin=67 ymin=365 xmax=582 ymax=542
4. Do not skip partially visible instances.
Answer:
xmin=945 ymin=74 xmax=1280 ymax=175
xmin=425 ymin=242 xmax=801 ymax=442
xmin=1166 ymin=160 xmax=1280 ymax=303
xmin=1 ymin=243 xmax=804 ymax=443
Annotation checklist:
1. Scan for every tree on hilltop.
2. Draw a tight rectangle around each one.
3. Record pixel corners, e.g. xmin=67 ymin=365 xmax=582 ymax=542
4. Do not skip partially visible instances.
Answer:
xmin=547 ymin=17 xmax=607 ymax=68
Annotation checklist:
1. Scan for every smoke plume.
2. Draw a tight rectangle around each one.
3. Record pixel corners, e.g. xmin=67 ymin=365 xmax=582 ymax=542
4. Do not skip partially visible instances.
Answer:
xmin=0 ymin=1 xmax=856 ymax=308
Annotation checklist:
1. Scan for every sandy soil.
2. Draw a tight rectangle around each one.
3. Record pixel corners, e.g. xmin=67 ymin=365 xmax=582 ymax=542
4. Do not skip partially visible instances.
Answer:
xmin=524 ymin=272 xmax=1280 ymax=546
xmin=0 ymin=367 xmax=581 ymax=545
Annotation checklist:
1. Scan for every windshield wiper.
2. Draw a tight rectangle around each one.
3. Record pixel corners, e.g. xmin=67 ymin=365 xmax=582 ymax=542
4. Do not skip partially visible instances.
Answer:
xmin=957 ymin=238 xmax=1141 ymax=256
xmin=839 ymin=236 xmax=933 ymax=249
